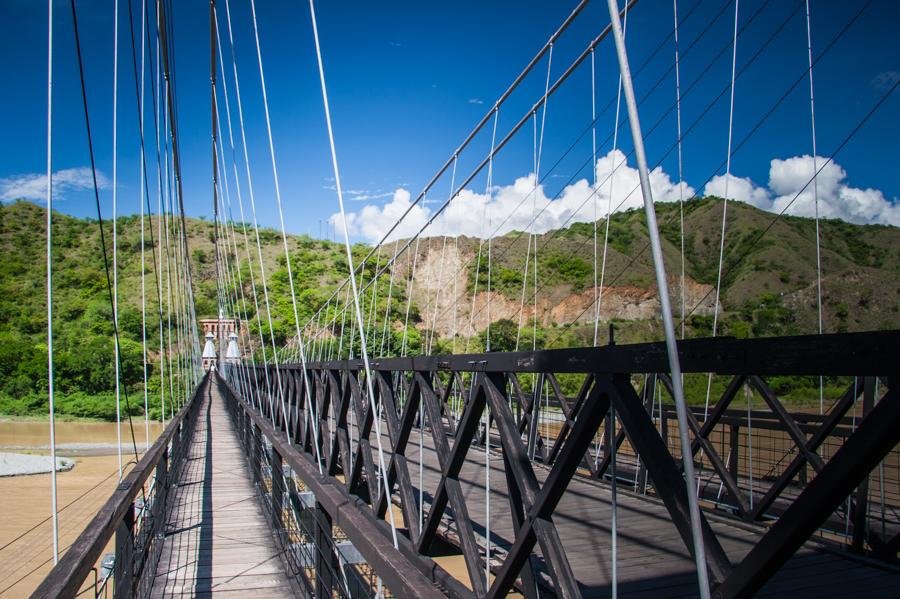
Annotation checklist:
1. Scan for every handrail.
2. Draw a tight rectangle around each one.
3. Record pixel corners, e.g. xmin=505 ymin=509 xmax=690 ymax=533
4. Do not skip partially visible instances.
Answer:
xmin=298 ymin=329 xmax=899 ymax=376
xmin=31 ymin=372 xmax=209 ymax=599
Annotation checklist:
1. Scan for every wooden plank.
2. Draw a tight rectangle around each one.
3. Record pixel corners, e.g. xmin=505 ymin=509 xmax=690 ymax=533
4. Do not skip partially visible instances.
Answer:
xmin=148 ymin=383 xmax=294 ymax=599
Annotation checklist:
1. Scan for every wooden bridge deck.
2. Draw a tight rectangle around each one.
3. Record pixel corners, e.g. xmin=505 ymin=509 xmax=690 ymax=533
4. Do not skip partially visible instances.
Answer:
xmin=149 ymin=382 xmax=293 ymax=598
xmin=400 ymin=427 xmax=900 ymax=597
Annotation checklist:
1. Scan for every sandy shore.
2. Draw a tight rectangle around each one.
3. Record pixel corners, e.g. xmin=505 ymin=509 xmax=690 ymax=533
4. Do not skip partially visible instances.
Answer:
xmin=0 ymin=453 xmax=75 ymax=477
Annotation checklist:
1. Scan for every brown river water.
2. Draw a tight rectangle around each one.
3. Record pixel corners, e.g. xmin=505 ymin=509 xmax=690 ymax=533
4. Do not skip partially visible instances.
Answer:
xmin=0 ymin=419 xmax=164 ymax=598
xmin=0 ymin=419 xmax=165 ymax=455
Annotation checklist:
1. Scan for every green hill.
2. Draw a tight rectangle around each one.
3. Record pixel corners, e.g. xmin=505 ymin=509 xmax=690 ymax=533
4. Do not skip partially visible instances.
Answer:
xmin=0 ymin=200 xmax=351 ymax=419
xmin=0 ymin=198 xmax=897 ymax=418
xmin=454 ymin=198 xmax=899 ymax=344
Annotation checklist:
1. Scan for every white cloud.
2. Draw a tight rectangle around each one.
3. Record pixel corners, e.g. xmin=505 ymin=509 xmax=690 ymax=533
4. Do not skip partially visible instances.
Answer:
xmin=872 ymin=70 xmax=900 ymax=89
xmin=345 ymin=190 xmax=393 ymax=202
xmin=705 ymin=156 xmax=900 ymax=226
xmin=0 ymin=167 xmax=108 ymax=202
xmin=331 ymin=188 xmax=430 ymax=243
xmin=704 ymin=173 xmax=771 ymax=208
xmin=333 ymin=152 xmax=898 ymax=243
xmin=332 ymin=150 xmax=693 ymax=242
xmin=467 ymin=98 xmax=484 ymax=105
xmin=768 ymin=155 xmax=900 ymax=226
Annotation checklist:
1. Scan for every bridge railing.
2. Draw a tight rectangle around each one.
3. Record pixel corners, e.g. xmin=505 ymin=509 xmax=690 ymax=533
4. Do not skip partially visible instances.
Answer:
xmin=514 ymin=374 xmax=899 ymax=545
xmin=217 ymin=370 xmax=460 ymax=599
xmin=31 ymin=373 xmax=208 ymax=599
xmin=232 ymin=330 xmax=898 ymax=598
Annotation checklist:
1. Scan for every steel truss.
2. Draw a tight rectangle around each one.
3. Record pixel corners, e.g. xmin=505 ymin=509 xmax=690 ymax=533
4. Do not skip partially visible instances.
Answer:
xmin=227 ymin=330 xmax=899 ymax=598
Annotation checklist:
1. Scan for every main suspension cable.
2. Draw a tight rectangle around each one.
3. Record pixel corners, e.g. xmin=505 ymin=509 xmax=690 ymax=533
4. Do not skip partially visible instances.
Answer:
xmin=606 ymin=2 xmax=710 ymax=595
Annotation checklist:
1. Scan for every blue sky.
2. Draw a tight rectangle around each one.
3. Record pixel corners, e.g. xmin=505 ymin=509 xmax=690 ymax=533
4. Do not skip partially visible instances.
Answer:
xmin=2 ymin=0 xmax=898 ymax=240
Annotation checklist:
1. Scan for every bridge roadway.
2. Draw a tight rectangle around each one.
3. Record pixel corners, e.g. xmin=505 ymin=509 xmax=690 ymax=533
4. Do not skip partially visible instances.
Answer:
xmin=149 ymin=380 xmax=294 ymax=598
xmin=150 ymin=374 xmax=899 ymax=597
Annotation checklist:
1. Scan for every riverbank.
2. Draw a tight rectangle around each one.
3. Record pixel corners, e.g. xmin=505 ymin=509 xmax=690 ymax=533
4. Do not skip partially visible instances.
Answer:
xmin=0 ymin=453 xmax=75 ymax=477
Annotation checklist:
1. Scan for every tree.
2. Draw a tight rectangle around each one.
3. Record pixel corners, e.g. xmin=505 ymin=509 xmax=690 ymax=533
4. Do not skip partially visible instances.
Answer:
xmin=480 ymin=319 xmax=518 ymax=352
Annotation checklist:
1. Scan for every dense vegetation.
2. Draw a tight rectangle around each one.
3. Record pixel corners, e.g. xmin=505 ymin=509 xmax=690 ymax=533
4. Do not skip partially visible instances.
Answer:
xmin=466 ymin=199 xmax=899 ymax=339
xmin=0 ymin=201 xmax=400 ymax=420
xmin=1 ymin=198 xmax=897 ymax=417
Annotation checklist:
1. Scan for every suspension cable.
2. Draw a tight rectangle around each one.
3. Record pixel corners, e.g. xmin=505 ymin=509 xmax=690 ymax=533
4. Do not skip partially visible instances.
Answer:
xmin=804 ymin=0 xmax=824 ymax=415
xmin=704 ymin=0 xmax=741 ymax=420
xmin=69 ymin=0 xmax=140 ymax=467
xmin=606 ymin=1 xmax=711 ymax=595
xmin=214 ymin=4 xmax=270 ymax=409
xmin=597 ymin=6 xmax=628 ymax=351
xmin=485 ymin=109 xmax=499 ymax=351
xmin=608 ymin=11 xmax=628 ymax=594
xmin=221 ymin=0 xmax=287 ymax=430
xmin=137 ymin=0 xmax=150 ymax=450
xmin=591 ymin=49 xmax=599 ymax=346
xmin=306 ymin=0 xmax=399 ymax=546
xmin=45 ymin=0 xmax=59 ymax=563
xmin=515 ymin=113 xmax=537 ymax=352
xmin=213 ymin=80 xmax=263 ymax=407
xmin=112 ymin=0 xmax=123 ymax=478
xmin=674 ymin=0 xmax=686 ymax=340
xmin=248 ymin=0 xmax=320 ymax=451
xmin=401 ymin=237 xmax=421 ymax=357
xmin=426 ymin=158 xmax=457 ymax=354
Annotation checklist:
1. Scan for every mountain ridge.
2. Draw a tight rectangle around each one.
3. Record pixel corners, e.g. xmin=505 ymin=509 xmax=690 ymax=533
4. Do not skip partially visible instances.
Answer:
xmin=0 ymin=198 xmax=897 ymax=415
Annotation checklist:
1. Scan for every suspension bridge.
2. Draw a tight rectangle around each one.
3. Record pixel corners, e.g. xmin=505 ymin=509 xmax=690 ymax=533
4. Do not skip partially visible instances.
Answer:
xmin=16 ymin=0 xmax=900 ymax=597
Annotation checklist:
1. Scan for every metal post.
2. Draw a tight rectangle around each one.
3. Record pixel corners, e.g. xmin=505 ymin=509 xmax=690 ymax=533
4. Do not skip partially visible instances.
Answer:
xmin=271 ymin=447 xmax=284 ymax=530
xmin=155 ymin=449 xmax=169 ymax=530
xmin=661 ymin=405 xmax=669 ymax=450
xmin=604 ymin=1 xmax=711 ymax=596
xmin=851 ymin=376 xmax=875 ymax=551
xmin=314 ymin=501 xmax=335 ymax=597
xmin=636 ymin=376 xmax=656 ymax=491
xmin=527 ymin=373 xmax=542 ymax=459
xmin=251 ymin=423 xmax=261 ymax=484
xmin=114 ymin=502 xmax=135 ymax=599
xmin=243 ymin=407 xmax=249 ymax=450
xmin=729 ymin=425 xmax=740 ymax=483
